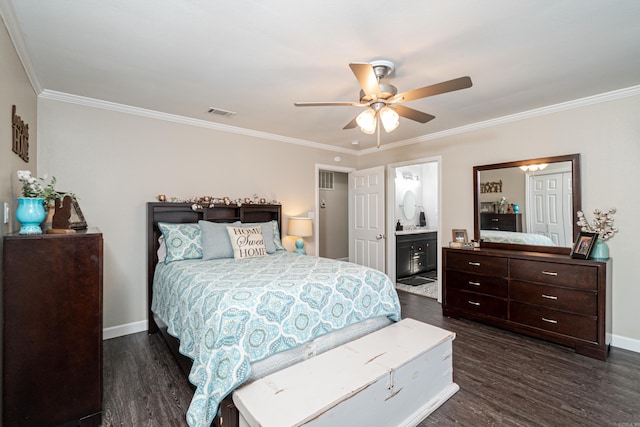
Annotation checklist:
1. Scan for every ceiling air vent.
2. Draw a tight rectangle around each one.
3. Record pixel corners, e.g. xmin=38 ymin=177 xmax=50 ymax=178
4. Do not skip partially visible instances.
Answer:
xmin=206 ymin=107 xmax=237 ymax=118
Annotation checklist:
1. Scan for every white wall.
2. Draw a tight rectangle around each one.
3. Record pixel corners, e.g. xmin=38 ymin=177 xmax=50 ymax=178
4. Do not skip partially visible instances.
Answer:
xmin=0 ymin=20 xmax=38 ymax=238
xmin=37 ymin=99 xmax=357 ymax=336
xmin=358 ymin=94 xmax=640 ymax=351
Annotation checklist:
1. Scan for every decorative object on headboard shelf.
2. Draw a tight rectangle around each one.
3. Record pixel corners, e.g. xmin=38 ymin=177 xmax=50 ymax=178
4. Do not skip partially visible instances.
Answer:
xmin=155 ymin=194 xmax=280 ymax=210
xmin=576 ymin=207 xmax=617 ymax=259
xmin=12 ymin=105 xmax=29 ymax=162
xmin=479 ymin=180 xmax=502 ymax=193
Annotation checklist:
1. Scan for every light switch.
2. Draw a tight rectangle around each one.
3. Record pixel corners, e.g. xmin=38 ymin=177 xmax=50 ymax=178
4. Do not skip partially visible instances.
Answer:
xmin=4 ymin=202 xmax=9 ymax=224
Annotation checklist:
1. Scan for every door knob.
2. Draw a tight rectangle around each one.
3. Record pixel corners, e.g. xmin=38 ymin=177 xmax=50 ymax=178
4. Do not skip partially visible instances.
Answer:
xmin=376 ymin=233 xmax=386 ymax=240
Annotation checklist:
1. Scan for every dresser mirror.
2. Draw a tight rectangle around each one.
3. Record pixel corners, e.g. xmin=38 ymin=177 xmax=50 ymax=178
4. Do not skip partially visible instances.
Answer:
xmin=473 ymin=153 xmax=581 ymax=254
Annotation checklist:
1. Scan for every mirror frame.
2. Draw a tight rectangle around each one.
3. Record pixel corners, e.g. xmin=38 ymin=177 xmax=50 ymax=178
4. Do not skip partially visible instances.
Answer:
xmin=473 ymin=153 xmax=581 ymax=255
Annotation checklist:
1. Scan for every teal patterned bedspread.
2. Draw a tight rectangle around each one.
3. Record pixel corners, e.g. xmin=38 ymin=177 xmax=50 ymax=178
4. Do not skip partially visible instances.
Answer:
xmin=152 ymin=252 xmax=402 ymax=427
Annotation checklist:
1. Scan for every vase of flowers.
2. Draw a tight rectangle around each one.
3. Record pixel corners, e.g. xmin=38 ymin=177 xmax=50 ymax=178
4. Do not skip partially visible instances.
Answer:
xmin=576 ymin=208 xmax=618 ymax=259
xmin=16 ymin=170 xmax=73 ymax=234
xmin=15 ymin=197 xmax=46 ymax=234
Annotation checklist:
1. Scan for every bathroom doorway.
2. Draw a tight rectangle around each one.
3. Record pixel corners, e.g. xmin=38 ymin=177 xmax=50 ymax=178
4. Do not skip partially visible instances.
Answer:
xmin=387 ymin=157 xmax=441 ymax=301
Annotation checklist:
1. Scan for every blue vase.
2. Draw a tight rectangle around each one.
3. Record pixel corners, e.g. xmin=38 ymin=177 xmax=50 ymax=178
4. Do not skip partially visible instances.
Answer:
xmin=16 ymin=197 xmax=46 ymax=234
xmin=589 ymin=239 xmax=609 ymax=260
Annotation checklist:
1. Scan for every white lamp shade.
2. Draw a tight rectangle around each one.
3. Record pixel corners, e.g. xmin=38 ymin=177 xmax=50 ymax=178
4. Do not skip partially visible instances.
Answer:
xmin=288 ymin=217 xmax=313 ymax=237
xmin=356 ymin=109 xmax=377 ymax=134
xmin=380 ymin=107 xmax=399 ymax=132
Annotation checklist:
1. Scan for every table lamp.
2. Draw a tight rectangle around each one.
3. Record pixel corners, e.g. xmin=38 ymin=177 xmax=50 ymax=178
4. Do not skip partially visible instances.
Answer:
xmin=288 ymin=217 xmax=313 ymax=255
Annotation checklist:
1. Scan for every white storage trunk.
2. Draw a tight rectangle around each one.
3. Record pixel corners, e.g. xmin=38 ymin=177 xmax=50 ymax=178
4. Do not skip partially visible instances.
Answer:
xmin=232 ymin=318 xmax=459 ymax=427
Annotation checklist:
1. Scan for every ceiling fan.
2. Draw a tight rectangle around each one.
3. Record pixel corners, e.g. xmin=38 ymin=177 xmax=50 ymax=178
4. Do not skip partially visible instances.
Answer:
xmin=294 ymin=60 xmax=472 ymax=148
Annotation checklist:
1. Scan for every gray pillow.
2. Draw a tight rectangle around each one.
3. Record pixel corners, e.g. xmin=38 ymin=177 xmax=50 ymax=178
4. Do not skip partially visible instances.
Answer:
xmin=234 ymin=220 xmax=282 ymax=254
xmin=199 ymin=220 xmax=234 ymax=260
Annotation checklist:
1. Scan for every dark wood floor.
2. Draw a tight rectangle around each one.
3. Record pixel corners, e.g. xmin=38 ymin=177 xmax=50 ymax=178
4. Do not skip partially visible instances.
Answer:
xmin=102 ymin=291 xmax=640 ymax=426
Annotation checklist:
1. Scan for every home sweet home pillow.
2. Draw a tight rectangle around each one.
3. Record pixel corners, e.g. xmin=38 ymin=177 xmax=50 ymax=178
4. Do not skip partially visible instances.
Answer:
xmin=226 ymin=226 xmax=268 ymax=259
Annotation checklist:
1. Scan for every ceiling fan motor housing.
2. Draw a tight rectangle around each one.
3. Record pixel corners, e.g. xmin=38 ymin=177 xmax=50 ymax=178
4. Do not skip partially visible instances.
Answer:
xmin=359 ymin=84 xmax=397 ymax=103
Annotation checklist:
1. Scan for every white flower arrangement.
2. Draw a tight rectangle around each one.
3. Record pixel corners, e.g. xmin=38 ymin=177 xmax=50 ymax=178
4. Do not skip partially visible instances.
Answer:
xmin=17 ymin=170 xmax=75 ymax=207
xmin=576 ymin=208 xmax=618 ymax=241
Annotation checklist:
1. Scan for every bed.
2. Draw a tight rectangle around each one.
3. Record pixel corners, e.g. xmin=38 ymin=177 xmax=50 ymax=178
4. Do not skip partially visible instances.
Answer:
xmin=147 ymin=202 xmax=402 ymax=427
xmin=480 ymin=229 xmax=557 ymax=246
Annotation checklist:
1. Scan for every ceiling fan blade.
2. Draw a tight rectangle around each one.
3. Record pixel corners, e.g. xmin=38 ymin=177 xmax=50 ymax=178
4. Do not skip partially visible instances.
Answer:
xmin=349 ymin=63 xmax=382 ymax=99
xmin=393 ymin=76 xmax=472 ymax=103
xmin=294 ymin=101 xmax=363 ymax=107
xmin=343 ymin=116 xmax=359 ymax=129
xmin=391 ymin=105 xmax=436 ymax=123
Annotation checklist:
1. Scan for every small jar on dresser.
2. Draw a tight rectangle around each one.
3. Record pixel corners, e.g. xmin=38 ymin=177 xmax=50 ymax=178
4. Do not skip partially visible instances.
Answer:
xmin=2 ymin=229 xmax=103 ymax=426
xmin=442 ymin=247 xmax=611 ymax=360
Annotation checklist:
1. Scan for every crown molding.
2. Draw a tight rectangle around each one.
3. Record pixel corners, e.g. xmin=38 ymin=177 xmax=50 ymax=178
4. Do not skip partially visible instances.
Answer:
xmin=359 ymin=84 xmax=640 ymax=155
xmin=40 ymin=83 xmax=640 ymax=157
xmin=0 ymin=0 xmax=42 ymax=94
xmin=39 ymin=90 xmax=357 ymax=155
xmin=38 ymin=85 xmax=640 ymax=159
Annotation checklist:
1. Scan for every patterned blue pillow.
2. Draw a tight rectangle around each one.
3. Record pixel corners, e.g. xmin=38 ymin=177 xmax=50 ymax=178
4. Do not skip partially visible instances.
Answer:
xmin=158 ymin=222 xmax=203 ymax=264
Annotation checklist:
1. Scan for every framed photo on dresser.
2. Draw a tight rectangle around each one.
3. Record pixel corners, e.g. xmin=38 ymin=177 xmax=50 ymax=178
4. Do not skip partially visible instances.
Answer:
xmin=570 ymin=231 xmax=597 ymax=259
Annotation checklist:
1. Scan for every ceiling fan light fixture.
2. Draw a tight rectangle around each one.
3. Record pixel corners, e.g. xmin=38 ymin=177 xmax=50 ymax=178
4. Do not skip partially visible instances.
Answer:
xmin=380 ymin=106 xmax=399 ymax=133
xmin=356 ymin=109 xmax=377 ymax=134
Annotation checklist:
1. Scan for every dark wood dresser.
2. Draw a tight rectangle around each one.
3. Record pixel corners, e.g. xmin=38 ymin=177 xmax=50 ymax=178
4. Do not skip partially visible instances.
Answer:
xmin=2 ymin=229 xmax=103 ymax=426
xmin=442 ymin=247 xmax=611 ymax=360
xmin=480 ymin=212 xmax=523 ymax=231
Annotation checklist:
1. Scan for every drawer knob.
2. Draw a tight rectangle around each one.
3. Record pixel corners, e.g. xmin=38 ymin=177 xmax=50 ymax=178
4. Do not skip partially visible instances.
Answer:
xmin=468 ymin=301 xmax=481 ymax=306
xmin=468 ymin=281 xmax=481 ymax=286
xmin=542 ymin=271 xmax=558 ymax=276
xmin=541 ymin=294 xmax=558 ymax=300
xmin=492 ymin=218 xmax=499 ymax=222
xmin=468 ymin=262 xmax=481 ymax=266
xmin=542 ymin=317 xmax=558 ymax=324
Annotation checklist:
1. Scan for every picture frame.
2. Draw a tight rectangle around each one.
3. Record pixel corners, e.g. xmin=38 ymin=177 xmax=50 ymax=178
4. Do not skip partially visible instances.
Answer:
xmin=570 ymin=231 xmax=597 ymax=259
xmin=452 ymin=229 xmax=468 ymax=243
xmin=69 ymin=199 xmax=87 ymax=230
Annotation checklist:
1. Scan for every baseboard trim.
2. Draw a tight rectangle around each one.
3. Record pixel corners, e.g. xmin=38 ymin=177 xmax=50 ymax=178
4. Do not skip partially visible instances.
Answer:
xmin=103 ymin=320 xmax=148 ymax=340
xmin=611 ymin=334 xmax=640 ymax=354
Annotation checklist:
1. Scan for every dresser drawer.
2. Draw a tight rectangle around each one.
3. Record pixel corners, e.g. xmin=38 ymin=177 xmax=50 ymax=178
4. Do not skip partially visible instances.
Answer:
xmin=446 ymin=288 xmax=507 ymax=319
xmin=446 ymin=270 xmax=508 ymax=297
xmin=446 ymin=251 xmax=508 ymax=276
xmin=510 ymin=302 xmax=597 ymax=342
xmin=510 ymin=281 xmax=597 ymax=316
xmin=510 ymin=259 xmax=598 ymax=290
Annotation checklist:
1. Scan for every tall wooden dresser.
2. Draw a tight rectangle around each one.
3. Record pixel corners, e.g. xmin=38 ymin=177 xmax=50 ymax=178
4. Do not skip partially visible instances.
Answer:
xmin=442 ymin=247 xmax=611 ymax=360
xmin=2 ymin=229 xmax=103 ymax=426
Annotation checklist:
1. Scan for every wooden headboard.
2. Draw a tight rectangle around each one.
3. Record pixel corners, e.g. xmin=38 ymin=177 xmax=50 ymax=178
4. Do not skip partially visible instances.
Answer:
xmin=146 ymin=202 xmax=282 ymax=333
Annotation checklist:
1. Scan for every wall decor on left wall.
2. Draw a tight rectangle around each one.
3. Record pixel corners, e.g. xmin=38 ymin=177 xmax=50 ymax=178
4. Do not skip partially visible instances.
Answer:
xmin=11 ymin=104 xmax=29 ymax=162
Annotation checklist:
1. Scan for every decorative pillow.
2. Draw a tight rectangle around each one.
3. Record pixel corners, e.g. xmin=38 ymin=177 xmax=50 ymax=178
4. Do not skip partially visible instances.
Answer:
xmin=234 ymin=220 xmax=284 ymax=253
xmin=270 ymin=220 xmax=285 ymax=251
xmin=199 ymin=220 xmax=235 ymax=260
xmin=226 ymin=226 xmax=268 ymax=259
xmin=157 ymin=222 xmax=203 ymax=263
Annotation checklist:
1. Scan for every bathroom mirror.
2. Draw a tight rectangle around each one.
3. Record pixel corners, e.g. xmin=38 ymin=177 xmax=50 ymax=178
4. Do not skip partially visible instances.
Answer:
xmin=473 ymin=154 xmax=581 ymax=255
xmin=402 ymin=190 xmax=416 ymax=220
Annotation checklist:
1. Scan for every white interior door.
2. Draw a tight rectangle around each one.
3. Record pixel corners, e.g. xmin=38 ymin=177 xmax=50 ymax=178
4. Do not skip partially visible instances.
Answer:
xmin=349 ymin=166 xmax=385 ymax=272
xmin=527 ymin=170 xmax=572 ymax=246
